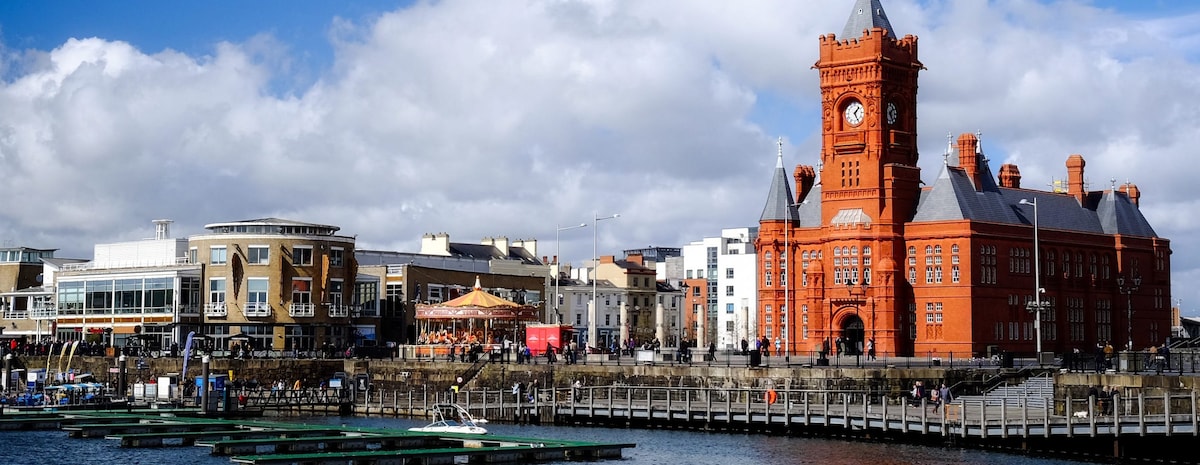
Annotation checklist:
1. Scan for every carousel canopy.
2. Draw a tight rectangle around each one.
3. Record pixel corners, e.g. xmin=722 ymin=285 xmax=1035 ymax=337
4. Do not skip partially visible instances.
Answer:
xmin=416 ymin=276 xmax=539 ymax=321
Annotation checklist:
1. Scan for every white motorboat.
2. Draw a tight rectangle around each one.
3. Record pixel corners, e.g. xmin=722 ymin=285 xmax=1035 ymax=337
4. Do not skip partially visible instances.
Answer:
xmin=408 ymin=403 xmax=489 ymax=435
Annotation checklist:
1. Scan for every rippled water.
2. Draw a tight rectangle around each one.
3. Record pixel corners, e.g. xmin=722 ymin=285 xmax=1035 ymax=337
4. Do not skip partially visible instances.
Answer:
xmin=0 ymin=416 xmax=1092 ymax=465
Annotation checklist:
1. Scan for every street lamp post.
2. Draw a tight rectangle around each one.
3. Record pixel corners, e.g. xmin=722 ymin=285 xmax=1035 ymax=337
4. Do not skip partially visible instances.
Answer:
xmin=678 ymin=283 xmax=689 ymax=350
xmin=554 ymin=223 xmax=588 ymax=324
xmin=848 ymin=280 xmax=867 ymax=367
xmin=589 ymin=213 xmax=620 ymax=352
xmin=784 ymin=204 xmax=789 ymax=364
xmin=1019 ymin=198 xmax=1046 ymax=354
xmin=1117 ymin=274 xmax=1141 ymax=351
xmin=782 ymin=197 xmax=805 ymax=364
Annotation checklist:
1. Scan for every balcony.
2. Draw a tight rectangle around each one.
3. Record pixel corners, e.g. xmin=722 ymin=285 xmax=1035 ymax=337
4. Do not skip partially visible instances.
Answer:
xmin=32 ymin=306 xmax=60 ymax=319
xmin=204 ymin=302 xmax=227 ymax=317
xmin=243 ymin=302 xmax=271 ymax=318
xmin=179 ymin=303 xmax=201 ymax=316
xmin=3 ymin=308 xmax=28 ymax=319
xmin=328 ymin=305 xmax=349 ymax=318
xmin=289 ymin=303 xmax=315 ymax=318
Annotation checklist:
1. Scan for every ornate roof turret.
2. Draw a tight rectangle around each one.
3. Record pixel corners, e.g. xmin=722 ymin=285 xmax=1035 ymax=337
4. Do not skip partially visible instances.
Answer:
xmin=842 ymin=0 xmax=896 ymax=39
xmin=759 ymin=138 xmax=799 ymax=222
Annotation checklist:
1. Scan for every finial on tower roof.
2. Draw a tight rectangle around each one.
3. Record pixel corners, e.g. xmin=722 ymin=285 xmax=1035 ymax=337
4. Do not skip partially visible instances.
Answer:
xmin=776 ymin=137 xmax=784 ymax=168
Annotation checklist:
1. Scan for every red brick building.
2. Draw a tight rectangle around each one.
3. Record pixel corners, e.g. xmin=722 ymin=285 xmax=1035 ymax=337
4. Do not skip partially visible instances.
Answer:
xmin=756 ymin=0 xmax=1171 ymax=358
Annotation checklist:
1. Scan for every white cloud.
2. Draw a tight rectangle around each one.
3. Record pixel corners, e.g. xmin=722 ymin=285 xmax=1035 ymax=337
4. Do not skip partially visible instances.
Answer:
xmin=1 ymin=0 xmax=1198 ymax=312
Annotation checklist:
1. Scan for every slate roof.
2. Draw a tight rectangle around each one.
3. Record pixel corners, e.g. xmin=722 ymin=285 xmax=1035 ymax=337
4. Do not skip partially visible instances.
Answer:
xmin=843 ymin=0 xmax=896 ymax=39
xmin=760 ymin=155 xmax=799 ymax=223
xmin=913 ymin=162 xmax=1159 ymax=238
xmin=796 ymin=185 xmax=823 ymax=227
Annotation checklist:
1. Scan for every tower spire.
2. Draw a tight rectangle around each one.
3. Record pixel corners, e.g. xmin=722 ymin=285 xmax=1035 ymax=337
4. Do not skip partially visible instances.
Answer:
xmin=760 ymin=137 xmax=798 ymax=222
xmin=843 ymin=0 xmax=896 ymax=39
xmin=776 ymin=136 xmax=784 ymax=168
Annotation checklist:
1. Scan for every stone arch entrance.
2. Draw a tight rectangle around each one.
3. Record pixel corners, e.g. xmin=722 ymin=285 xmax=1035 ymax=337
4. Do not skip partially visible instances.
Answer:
xmin=839 ymin=313 xmax=865 ymax=356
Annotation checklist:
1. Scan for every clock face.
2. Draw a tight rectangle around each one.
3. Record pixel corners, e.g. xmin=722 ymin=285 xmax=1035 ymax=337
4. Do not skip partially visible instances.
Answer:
xmin=844 ymin=101 xmax=864 ymax=126
xmin=886 ymin=102 xmax=898 ymax=125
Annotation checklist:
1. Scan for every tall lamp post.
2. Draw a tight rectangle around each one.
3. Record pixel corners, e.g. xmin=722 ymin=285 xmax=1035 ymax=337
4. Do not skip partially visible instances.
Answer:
xmin=678 ymin=283 xmax=689 ymax=349
xmin=554 ymin=223 xmax=588 ymax=324
xmin=589 ymin=213 xmax=620 ymax=352
xmin=783 ymin=203 xmax=789 ymax=364
xmin=1117 ymin=274 xmax=1141 ymax=351
xmin=1019 ymin=198 xmax=1046 ymax=354
xmin=848 ymin=280 xmax=867 ymax=367
xmin=782 ymin=200 xmax=805 ymax=363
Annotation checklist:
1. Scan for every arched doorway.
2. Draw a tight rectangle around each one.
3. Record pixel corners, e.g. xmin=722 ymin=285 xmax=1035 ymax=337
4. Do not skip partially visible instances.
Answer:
xmin=840 ymin=313 xmax=865 ymax=355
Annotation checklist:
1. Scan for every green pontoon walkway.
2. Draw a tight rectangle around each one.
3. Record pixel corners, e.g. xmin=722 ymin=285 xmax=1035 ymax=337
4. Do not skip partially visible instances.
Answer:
xmin=0 ymin=410 xmax=634 ymax=464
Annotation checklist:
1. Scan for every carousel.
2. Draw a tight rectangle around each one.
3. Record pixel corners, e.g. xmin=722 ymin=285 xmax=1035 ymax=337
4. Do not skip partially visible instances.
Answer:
xmin=414 ymin=277 xmax=539 ymax=349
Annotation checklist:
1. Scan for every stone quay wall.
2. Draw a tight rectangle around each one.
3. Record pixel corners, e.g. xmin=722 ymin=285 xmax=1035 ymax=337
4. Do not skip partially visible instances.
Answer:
xmin=17 ymin=355 xmax=986 ymax=395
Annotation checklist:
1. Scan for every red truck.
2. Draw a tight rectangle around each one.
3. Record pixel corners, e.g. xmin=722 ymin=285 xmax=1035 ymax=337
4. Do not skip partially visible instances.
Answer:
xmin=524 ymin=324 xmax=575 ymax=356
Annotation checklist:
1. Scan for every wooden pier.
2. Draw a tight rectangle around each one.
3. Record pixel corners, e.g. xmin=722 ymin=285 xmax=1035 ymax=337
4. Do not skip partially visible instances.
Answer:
xmin=546 ymin=384 xmax=1200 ymax=462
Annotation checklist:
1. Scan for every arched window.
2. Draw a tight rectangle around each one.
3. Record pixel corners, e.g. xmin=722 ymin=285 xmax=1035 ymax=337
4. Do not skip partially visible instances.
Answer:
xmin=934 ymin=245 xmax=942 ymax=254
xmin=951 ymin=244 xmax=959 ymax=254
xmin=850 ymin=246 xmax=858 ymax=256
xmin=834 ymin=248 xmax=842 ymax=257
xmin=864 ymin=246 xmax=872 ymax=256
xmin=925 ymin=245 xmax=933 ymax=255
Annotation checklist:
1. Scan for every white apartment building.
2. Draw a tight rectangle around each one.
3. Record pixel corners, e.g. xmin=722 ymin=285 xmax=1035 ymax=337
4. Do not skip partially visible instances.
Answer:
xmin=681 ymin=227 xmax=758 ymax=349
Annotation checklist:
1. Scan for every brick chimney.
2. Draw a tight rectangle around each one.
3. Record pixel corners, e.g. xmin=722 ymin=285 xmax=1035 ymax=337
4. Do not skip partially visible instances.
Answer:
xmin=998 ymin=164 xmax=1021 ymax=189
xmin=1066 ymin=155 xmax=1086 ymax=204
xmin=956 ymin=133 xmax=981 ymax=191
xmin=625 ymin=253 xmax=644 ymax=267
xmin=1120 ymin=182 xmax=1141 ymax=207
xmin=793 ymin=165 xmax=817 ymax=203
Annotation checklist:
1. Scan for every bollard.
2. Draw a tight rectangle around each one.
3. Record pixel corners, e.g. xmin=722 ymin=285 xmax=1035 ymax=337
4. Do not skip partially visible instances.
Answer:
xmin=1 ymin=353 xmax=9 ymax=416
xmin=3 ymin=353 xmax=11 ymax=392
xmin=201 ymin=355 xmax=211 ymax=415
xmin=118 ymin=354 xmax=128 ymax=398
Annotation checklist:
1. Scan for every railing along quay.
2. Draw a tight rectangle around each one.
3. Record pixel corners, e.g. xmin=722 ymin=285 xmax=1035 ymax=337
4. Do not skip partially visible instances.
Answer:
xmin=237 ymin=384 xmax=1200 ymax=439
xmin=554 ymin=385 xmax=1200 ymax=438
xmin=216 ymin=384 xmax=1200 ymax=461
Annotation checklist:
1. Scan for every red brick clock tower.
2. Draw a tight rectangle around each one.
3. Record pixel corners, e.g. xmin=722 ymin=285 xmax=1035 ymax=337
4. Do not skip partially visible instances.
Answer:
xmin=758 ymin=0 xmax=924 ymax=358
xmin=810 ymin=0 xmax=924 ymax=354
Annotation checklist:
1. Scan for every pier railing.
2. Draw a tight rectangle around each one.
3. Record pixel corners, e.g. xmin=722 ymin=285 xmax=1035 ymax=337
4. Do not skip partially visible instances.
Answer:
xmin=217 ymin=383 xmax=1200 ymax=441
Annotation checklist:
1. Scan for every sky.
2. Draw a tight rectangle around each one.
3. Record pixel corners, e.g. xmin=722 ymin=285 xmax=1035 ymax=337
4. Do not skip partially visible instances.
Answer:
xmin=1 ymin=0 xmax=1199 ymax=313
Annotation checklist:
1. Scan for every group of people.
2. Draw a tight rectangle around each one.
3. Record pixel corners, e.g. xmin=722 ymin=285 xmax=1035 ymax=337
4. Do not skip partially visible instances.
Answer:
xmin=2 ymin=338 xmax=134 ymax=358
xmin=511 ymin=379 xmax=540 ymax=404
xmin=1086 ymin=385 xmax=1122 ymax=415
xmin=909 ymin=380 xmax=953 ymax=408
